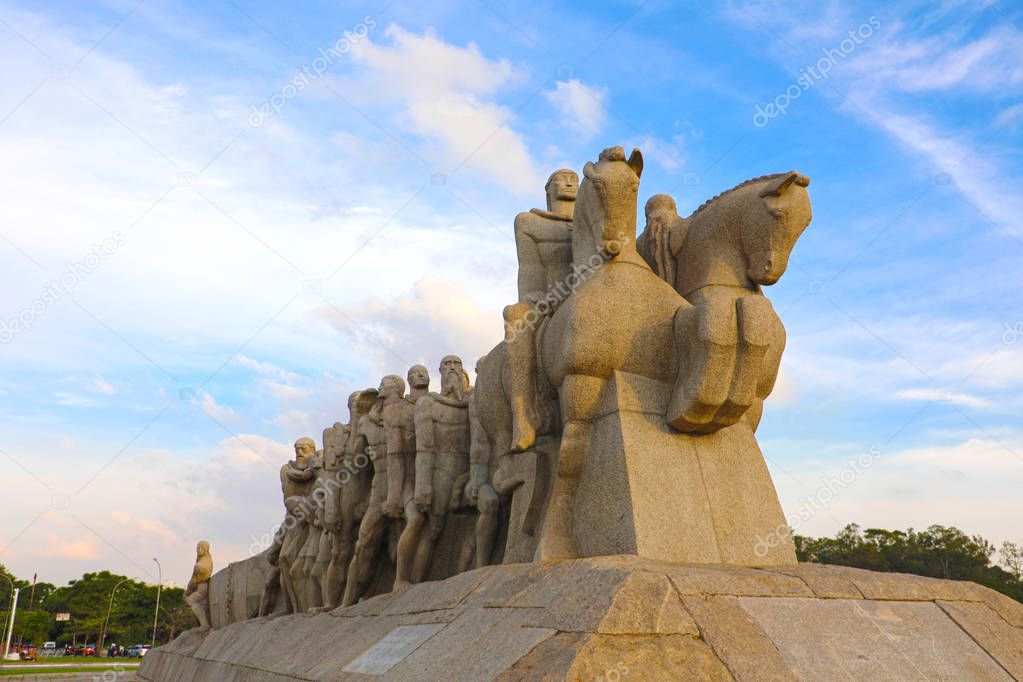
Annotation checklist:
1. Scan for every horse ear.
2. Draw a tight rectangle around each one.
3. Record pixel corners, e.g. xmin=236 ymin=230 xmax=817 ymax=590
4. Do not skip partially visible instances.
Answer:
xmin=583 ymin=161 xmax=597 ymax=181
xmin=759 ymin=171 xmax=807 ymax=197
xmin=628 ymin=148 xmax=644 ymax=179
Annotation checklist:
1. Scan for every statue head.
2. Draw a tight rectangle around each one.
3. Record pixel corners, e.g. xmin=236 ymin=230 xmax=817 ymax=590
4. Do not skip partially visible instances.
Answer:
xmin=545 ymin=169 xmax=578 ymax=209
xmin=577 ymin=146 xmax=643 ymax=260
xmin=407 ymin=364 xmax=430 ymax=391
xmin=743 ymin=171 xmax=812 ymax=285
xmin=439 ymin=355 xmax=469 ymax=400
xmin=196 ymin=540 xmax=210 ymax=557
xmin=645 ymin=194 xmax=678 ymax=223
xmin=378 ymin=374 xmax=406 ymax=401
xmin=294 ymin=437 xmax=316 ymax=464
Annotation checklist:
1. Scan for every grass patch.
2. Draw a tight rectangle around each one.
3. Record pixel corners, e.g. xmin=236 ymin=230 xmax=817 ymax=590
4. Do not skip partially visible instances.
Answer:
xmin=0 ymin=664 xmax=139 ymax=676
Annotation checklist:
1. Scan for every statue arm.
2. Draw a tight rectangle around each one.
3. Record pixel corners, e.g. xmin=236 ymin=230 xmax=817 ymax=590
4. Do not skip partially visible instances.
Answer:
xmin=284 ymin=464 xmax=314 ymax=482
xmin=514 ymin=214 xmax=545 ymax=303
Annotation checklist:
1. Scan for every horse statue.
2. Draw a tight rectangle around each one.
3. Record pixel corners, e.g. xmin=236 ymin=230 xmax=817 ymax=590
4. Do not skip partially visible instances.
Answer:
xmin=472 ymin=146 xmax=809 ymax=565
xmin=656 ymin=171 xmax=812 ymax=433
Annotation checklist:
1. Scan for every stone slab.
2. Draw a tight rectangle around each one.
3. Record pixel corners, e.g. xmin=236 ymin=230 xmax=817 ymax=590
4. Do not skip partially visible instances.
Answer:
xmin=342 ymin=623 xmax=445 ymax=675
xmin=741 ymin=596 xmax=1012 ymax=680
xmin=140 ymin=558 xmax=1023 ymax=682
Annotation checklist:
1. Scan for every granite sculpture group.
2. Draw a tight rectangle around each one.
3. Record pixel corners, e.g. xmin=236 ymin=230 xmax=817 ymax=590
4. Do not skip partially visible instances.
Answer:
xmin=184 ymin=145 xmax=813 ymax=622
xmin=155 ymin=148 xmax=1023 ymax=680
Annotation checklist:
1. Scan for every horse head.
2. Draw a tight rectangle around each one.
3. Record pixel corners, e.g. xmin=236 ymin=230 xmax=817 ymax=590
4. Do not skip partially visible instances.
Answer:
xmin=742 ymin=171 xmax=811 ymax=285
xmin=680 ymin=171 xmax=811 ymax=295
xmin=574 ymin=146 xmax=644 ymax=262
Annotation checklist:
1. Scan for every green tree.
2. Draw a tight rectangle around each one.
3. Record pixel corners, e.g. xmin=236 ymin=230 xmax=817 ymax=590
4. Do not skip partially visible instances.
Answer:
xmin=796 ymin=524 xmax=1023 ymax=603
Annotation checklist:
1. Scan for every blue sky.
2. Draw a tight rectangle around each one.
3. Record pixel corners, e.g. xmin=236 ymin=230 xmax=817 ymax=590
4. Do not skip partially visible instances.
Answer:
xmin=0 ymin=0 xmax=1020 ymax=584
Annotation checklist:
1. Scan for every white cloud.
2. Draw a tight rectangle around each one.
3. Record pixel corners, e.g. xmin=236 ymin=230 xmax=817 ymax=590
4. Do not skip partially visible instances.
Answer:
xmin=543 ymin=79 xmax=608 ymax=139
xmin=89 ymin=378 xmax=116 ymax=395
xmin=193 ymin=389 xmax=236 ymax=422
xmin=896 ymin=387 xmax=990 ymax=409
xmin=310 ymin=276 xmax=503 ymax=384
xmin=346 ymin=25 xmax=544 ymax=194
xmin=235 ymin=355 xmax=303 ymax=384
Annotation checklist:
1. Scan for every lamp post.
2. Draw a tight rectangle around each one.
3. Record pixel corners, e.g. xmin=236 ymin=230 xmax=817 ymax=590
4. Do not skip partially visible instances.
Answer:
xmin=1 ymin=589 xmax=17 ymax=664
xmin=99 ymin=577 xmax=133 ymax=654
xmin=0 ymin=574 xmax=12 ymax=664
xmin=151 ymin=559 xmax=161 ymax=648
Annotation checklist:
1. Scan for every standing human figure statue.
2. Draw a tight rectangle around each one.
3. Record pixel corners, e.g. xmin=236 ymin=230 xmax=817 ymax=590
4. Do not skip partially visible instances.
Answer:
xmin=503 ymin=170 xmax=577 ymax=452
xmin=323 ymin=390 xmax=376 ymax=609
xmin=311 ymin=422 xmax=344 ymax=610
xmin=280 ymin=437 xmax=316 ymax=502
xmin=342 ymin=374 xmax=410 ymax=605
xmin=298 ymin=446 xmax=331 ymax=612
xmin=278 ymin=496 xmax=314 ymax=614
xmin=385 ymin=365 xmax=430 ymax=518
xmin=184 ymin=541 xmax=213 ymax=631
xmin=399 ymin=355 xmax=471 ymax=586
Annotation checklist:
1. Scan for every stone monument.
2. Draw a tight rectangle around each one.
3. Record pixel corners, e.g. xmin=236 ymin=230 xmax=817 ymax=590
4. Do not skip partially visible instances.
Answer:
xmin=141 ymin=145 xmax=1023 ymax=681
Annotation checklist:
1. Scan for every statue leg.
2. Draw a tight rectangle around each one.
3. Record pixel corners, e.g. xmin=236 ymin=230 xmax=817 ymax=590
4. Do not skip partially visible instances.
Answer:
xmin=317 ymin=532 xmax=335 ymax=608
xmin=305 ymin=558 xmax=323 ymax=612
xmin=536 ymin=375 xmax=602 ymax=561
xmin=394 ymin=500 xmax=424 ymax=590
xmin=187 ymin=583 xmax=211 ymax=631
xmin=289 ymin=557 xmax=307 ymax=612
xmin=536 ymin=419 xmax=587 ymax=560
xmin=258 ymin=567 xmax=279 ymax=617
xmin=474 ymin=484 xmax=500 ymax=568
xmin=278 ymin=558 xmax=296 ymax=615
xmin=324 ymin=544 xmax=343 ymax=609
xmin=504 ymin=303 xmax=540 ymax=452
xmin=342 ymin=505 xmax=387 ymax=606
xmin=411 ymin=470 xmax=454 ymax=583
xmin=667 ymin=300 xmax=738 ymax=433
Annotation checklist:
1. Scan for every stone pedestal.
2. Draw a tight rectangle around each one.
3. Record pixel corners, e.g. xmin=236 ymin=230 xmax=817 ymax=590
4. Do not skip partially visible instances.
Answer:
xmin=140 ymin=556 xmax=1023 ymax=681
xmin=574 ymin=371 xmax=795 ymax=565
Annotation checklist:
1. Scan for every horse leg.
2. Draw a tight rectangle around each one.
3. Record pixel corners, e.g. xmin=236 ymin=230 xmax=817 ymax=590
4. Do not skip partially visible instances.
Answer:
xmin=667 ymin=299 xmax=738 ymax=433
xmin=536 ymin=374 xmax=602 ymax=561
xmin=713 ymin=295 xmax=774 ymax=427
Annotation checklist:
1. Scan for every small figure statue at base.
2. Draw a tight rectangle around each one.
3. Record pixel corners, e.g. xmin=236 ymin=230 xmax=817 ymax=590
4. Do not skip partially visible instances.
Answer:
xmin=185 ymin=540 xmax=213 ymax=632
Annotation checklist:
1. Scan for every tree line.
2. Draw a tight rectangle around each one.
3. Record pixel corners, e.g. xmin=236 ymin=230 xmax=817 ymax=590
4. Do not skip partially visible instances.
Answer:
xmin=795 ymin=524 xmax=1023 ymax=602
xmin=0 ymin=567 xmax=194 ymax=647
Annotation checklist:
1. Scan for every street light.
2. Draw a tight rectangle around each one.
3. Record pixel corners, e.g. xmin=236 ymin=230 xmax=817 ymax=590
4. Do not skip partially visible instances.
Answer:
xmin=0 ymin=573 xmax=12 ymax=664
xmin=99 ymin=577 xmax=134 ymax=654
xmin=151 ymin=558 xmax=161 ymax=649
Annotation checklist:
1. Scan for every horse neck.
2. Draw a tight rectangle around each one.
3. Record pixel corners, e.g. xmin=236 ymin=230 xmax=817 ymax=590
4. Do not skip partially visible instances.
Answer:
xmin=678 ymin=203 xmax=753 ymax=297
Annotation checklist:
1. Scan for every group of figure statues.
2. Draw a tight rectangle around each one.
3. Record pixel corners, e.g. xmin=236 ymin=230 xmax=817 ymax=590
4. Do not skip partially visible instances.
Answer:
xmin=239 ymin=144 xmax=813 ymax=618
xmin=255 ymin=354 xmax=491 ymax=615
